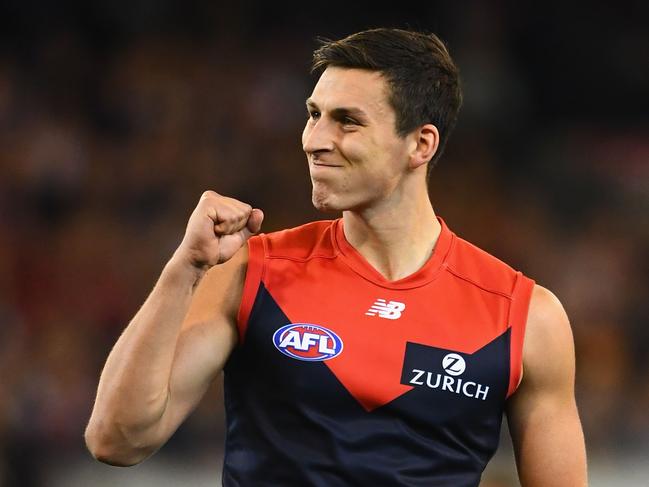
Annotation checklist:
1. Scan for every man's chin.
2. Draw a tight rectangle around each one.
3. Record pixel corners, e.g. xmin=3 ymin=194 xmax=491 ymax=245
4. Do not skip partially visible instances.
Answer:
xmin=311 ymin=193 xmax=342 ymax=213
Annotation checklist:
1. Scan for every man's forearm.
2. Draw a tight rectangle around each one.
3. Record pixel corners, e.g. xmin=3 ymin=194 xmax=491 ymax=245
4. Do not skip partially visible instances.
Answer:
xmin=85 ymin=191 xmax=261 ymax=466
xmin=85 ymin=255 xmax=204 ymax=463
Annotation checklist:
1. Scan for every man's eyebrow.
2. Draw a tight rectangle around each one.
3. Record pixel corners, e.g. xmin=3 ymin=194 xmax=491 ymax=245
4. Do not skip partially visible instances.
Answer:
xmin=305 ymin=99 xmax=369 ymax=121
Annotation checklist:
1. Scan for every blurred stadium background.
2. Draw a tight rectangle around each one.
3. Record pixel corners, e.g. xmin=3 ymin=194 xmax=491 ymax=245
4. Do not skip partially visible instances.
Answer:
xmin=0 ymin=1 xmax=647 ymax=485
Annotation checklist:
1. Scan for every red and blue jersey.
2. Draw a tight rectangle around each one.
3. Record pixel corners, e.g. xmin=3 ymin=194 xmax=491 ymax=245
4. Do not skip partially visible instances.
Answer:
xmin=222 ymin=218 xmax=534 ymax=486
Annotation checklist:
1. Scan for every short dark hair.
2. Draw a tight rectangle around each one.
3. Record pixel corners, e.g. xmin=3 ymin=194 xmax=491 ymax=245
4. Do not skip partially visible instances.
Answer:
xmin=311 ymin=28 xmax=462 ymax=170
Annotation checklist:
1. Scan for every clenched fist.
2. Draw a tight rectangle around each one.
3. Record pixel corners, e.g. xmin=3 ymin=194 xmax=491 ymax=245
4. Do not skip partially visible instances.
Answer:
xmin=176 ymin=191 xmax=264 ymax=269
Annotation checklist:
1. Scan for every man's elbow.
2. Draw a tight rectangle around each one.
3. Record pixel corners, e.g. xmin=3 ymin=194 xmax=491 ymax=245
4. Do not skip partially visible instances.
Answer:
xmin=84 ymin=420 xmax=155 ymax=467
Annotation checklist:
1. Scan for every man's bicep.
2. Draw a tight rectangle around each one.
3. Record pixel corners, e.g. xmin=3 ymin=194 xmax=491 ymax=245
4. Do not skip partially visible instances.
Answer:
xmin=159 ymin=247 xmax=248 ymax=438
xmin=506 ymin=285 xmax=587 ymax=486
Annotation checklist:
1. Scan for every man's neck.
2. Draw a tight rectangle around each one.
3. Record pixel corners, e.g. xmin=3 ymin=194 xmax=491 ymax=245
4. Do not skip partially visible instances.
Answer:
xmin=341 ymin=191 xmax=441 ymax=282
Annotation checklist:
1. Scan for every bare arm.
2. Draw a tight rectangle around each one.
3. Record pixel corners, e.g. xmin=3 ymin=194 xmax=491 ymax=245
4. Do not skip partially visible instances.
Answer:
xmin=84 ymin=191 xmax=263 ymax=466
xmin=507 ymin=285 xmax=588 ymax=486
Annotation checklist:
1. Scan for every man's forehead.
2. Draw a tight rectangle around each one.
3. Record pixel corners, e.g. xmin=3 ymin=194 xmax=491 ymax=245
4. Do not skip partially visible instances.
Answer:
xmin=309 ymin=67 xmax=390 ymax=115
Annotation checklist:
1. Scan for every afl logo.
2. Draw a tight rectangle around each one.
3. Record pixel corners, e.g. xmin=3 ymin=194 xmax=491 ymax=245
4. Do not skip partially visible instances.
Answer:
xmin=273 ymin=324 xmax=343 ymax=361
xmin=442 ymin=353 xmax=466 ymax=376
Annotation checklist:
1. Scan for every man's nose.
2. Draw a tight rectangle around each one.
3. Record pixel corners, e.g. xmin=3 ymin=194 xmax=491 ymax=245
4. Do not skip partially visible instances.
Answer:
xmin=302 ymin=118 xmax=335 ymax=154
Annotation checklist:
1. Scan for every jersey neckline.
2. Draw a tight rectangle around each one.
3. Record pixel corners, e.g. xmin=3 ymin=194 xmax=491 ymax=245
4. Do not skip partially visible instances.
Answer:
xmin=332 ymin=216 xmax=454 ymax=290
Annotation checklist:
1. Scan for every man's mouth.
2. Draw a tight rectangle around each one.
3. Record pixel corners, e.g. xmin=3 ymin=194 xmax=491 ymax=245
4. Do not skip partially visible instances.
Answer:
xmin=311 ymin=161 xmax=342 ymax=168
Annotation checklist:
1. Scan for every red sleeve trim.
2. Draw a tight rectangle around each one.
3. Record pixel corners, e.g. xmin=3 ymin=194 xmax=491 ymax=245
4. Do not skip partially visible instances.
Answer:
xmin=236 ymin=235 xmax=265 ymax=345
xmin=507 ymin=273 xmax=535 ymax=397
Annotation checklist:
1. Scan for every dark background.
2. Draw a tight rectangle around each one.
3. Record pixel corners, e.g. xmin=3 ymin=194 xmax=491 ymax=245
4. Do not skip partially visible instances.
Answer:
xmin=1 ymin=1 xmax=648 ymax=485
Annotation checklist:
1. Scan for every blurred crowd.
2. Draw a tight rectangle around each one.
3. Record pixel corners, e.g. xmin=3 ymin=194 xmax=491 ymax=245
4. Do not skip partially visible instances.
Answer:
xmin=0 ymin=2 xmax=647 ymax=485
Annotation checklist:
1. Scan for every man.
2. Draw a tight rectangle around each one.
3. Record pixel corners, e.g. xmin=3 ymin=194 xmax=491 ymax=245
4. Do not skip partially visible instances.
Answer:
xmin=85 ymin=28 xmax=587 ymax=486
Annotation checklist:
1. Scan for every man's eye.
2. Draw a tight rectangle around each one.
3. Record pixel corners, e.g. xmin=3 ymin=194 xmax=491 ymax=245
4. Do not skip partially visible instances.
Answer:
xmin=308 ymin=111 xmax=320 ymax=120
xmin=343 ymin=117 xmax=358 ymax=125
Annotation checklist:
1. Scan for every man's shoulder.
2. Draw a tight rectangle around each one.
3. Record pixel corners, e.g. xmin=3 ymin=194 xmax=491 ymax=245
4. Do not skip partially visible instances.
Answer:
xmin=445 ymin=231 xmax=529 ymax=298
xmin=252 ymin=219 xmax=338 ymax=260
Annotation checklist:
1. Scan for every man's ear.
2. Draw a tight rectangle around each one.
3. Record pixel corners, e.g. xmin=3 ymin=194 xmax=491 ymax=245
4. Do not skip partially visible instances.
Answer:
xmin=409 ymin=123 xmax=439 ymax=170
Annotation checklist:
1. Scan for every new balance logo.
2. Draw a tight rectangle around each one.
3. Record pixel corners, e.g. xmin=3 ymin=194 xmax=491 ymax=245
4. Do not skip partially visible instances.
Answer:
xmin=365 ymin=299 xmax=406 ymax=320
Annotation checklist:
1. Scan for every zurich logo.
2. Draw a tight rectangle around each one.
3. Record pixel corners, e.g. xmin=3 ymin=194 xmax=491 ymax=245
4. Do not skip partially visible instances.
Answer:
xmin=442 ymin=353 xmax=466 ymax=376
xmin=273 ymin=323 xmax=343 ymax=361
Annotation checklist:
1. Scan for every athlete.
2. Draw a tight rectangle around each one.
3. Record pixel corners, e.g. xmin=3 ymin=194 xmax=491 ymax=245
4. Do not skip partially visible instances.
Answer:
xmin=85 ymin=28 xmax=587 ymax=486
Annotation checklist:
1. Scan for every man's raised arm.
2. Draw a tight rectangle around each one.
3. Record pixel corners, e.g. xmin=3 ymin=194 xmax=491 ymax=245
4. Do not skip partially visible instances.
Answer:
xmin=84 ymin=191 xmax=263 ymax=466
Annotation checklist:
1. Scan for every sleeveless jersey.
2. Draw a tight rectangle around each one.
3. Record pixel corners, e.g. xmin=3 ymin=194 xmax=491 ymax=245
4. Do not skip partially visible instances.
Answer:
xmin=222 ymin=217 xmax=535 ymax=486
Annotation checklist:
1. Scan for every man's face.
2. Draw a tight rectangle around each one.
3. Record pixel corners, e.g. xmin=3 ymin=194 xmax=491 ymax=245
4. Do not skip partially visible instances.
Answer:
xmin=302 ymin=67 xmax=412 ymax=213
